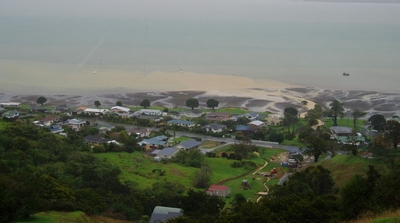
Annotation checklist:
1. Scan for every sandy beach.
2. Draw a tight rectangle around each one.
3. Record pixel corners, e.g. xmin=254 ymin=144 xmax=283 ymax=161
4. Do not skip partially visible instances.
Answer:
xmin=1 ymin=69 xmax=399 ymax=117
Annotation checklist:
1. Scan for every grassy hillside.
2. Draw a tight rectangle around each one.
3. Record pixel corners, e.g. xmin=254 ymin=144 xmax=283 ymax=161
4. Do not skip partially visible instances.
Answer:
xmin=301 ymin=154 xmax=385 ymax=188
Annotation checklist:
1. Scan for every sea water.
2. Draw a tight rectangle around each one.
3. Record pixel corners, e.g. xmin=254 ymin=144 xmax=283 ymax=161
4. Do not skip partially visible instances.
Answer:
xmin=0 ymin=0 xmax=399 ymax=93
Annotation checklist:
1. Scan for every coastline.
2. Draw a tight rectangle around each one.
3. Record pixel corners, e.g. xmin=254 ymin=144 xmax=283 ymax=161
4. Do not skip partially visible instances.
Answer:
xmin=1 ymin=70 xmax=400 ymax=117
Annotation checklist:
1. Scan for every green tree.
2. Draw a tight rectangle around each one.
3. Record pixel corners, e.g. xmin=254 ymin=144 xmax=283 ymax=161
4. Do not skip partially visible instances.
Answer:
xmin=384 ymin=120 xmax=400 ymax=149
xmin=305 ymin=104 xmax=323 ymax=126
xmin=94 ymin=100 xmax=101 ymax=108
xmin=283 ymin=107 xmax=299 ymax=139
xmin=351 ymin=109 xmax=367 ymax=131
xmin=368 ymin=114 xmax=386 ymax=131
xmin=186 ymin=98 xmax=199 ymax=110
xmin=303 ymin=130 xmax=328 ymax=162
xmin=206 ymin=98 xmax=219 ymax=110
xmin=36 ymin=96 xmax=47 ymax=106
xmin=324 ymin=99 xmax=345 ymax=126
xmin=268 ymin=131 xmax=284 ymax=143
xmin=193 ymin=165 xmax=212 ymax=188
xmin=140 ymin=99 xmax=150 ymax=108
xmin=116 ymin=100 xmax=123 ymax=106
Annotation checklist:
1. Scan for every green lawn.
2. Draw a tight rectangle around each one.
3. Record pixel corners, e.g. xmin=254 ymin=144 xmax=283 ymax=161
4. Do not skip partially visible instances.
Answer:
xmin=16 ymin=211 xmax=88 ymax=223
xmin=323 ymin=118 xmax=367 ymax=131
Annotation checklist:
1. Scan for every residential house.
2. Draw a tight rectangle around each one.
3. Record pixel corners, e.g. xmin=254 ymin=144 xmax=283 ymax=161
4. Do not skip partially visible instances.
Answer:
xmin=64 ymin=118 xmax=86 ymax=131
xmin=167 ymin=119 xmax=195 ymax=128
xmin=177 ymin=139 xmax=201 ymax=150
xmin=83 ymin=135 xmax=113 ymax=146
xmin=156 ymin=147 xmax=180 ymax=159
xmin=181 ymin=110 xmax=203 ymax=118
xmin=249 ymin=120 xmax=265 ymax=128
xmin=127 ymin=128 xmax=151 ymax=138
xmin=242 ymin=112 xmax=260 ymax=121
xmin=72 ymin=106 xmax=87 ymax=115
xmin=40 ymin=115 xmax=61 ymax=126
xmin=235 ymin=125 xmax=255 ymax=134
xmin=202 ymin=123 xmax=226 ymax=133
xmin=149 ymin=206 xmax=183 ymax=223
xmin=138 ymin=135 xmax=169 ymax=151
xmin=206 ymin=112 xmax=232 ymax=121
xmin=48 ymin=125 xmax=64 ymax=134
xmin=56 ymin=104 xmax=68 ymax=112
xmin=0 ymin=102 xmax=21 ymax=108
xmin=84 ymin=108 xmax=109 ymax=116
xmin=330 ymin=126 xmax=365 ymax=145
xmin=1 ymin=110 xmax=19 ymax=119
xmin=111 ymin=106 xmax=130 ymax=114
xmin=134 ymin=109 xmax=162 ymax=116
xmin=206 ymin=185 xmax=232 ymax=198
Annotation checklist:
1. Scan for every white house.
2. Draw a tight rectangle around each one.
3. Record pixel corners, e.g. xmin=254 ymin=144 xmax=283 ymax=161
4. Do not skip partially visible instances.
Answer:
xmin=111 ymin=106 xmax=130 ymax=113
xmin=135 ymin=109 xmax=162 ymax=116
xmin=249 ymin=120 xmax=265 ymax=128
xmin=0 ymin=102 xmax=21 ymax=108
xmin=84 ymin=108 xmax=109 ymax=115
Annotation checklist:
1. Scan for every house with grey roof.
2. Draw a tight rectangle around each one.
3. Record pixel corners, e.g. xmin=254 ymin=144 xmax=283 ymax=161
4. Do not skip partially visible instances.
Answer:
xmin=138 ymin=135 xmax=169 ymax=151
xmin=330 ymin=126 xmax=365 ymax=145
xmin=177 ymin=139 xmax=201 ymax=150
xmin=48 ymin=125 xmax=64 ymax=134
xmin=167 ymin=119 xmax=195 ymax=127
xmin=202 ymin=123 xmax=226 ymax=133
xmin=156 ymin=147 xmax=180 ymax=159
xmin=1 ymin=110 xmax=19 ymax=119
xmin=64 ymin=118 xmax=86 ymax=131
xmin=149 ymin=206 xmax=183 ymax=223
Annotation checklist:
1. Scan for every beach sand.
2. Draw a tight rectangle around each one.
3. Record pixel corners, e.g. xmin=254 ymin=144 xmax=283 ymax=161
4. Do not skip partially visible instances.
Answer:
xmin=1 ymin=67 xmax=399 ymax=117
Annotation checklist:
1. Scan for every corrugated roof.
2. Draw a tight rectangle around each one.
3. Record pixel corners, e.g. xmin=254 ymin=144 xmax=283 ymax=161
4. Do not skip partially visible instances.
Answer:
xmin=158 ymin=147 xmax=179 ymax=156
xmin=209 ymin=185 xmax=229 ymax=191
xmin=179 ymin=139 xmax=201 ymax=149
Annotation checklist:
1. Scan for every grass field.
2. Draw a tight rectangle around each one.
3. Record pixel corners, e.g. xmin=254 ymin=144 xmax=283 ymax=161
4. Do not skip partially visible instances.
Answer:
xmin=15 ymin=211 xmax=134 ymax=223
xmin=0 ymin=121 xmax=10 ymax=130
xmin=305 ymin=154 xmax=385 ymax=188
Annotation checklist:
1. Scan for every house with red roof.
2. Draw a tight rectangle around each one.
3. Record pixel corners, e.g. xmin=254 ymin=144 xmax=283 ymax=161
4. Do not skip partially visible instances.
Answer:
xmin=206 ymin=185 xmax=231 ymax=198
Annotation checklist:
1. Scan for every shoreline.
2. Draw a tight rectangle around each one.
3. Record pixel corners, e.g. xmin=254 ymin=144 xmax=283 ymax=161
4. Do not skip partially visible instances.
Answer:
xmin=1 ymin=70 xmax=400 ymax=117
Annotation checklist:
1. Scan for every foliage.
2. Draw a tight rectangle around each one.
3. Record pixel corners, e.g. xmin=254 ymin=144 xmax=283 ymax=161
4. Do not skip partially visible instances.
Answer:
xmin=351 ymin=109 xmax=367 ymax=131
xmin=140 ymin=99 xmax=150 ymax=108
xmin=324 ymin=99 xmax=345 ymax=126
xmin=116 ymin=101 xmax=122 ymax=106
xmin=369 ymin=114 xmax=386 ymax=131
xmin=171 ymin=149 xmax=205 ymax=168
xmin=192 ymin=165 xmax=212 ymax=188
xmin=305 ymin=104 xmax=323 ymax=126
xmin=206 ymin=98 xmax=219 ymax=110
xmin=36 ymin=96 xmax=47 ymax=106
xmin=302 ymin=129 xmax=330 ymax=162
xmin=186 ymin=98 xmax=199 ymax=110
xmin=94 ymin=100 xmax=101 ymax=108
xmin=283 ymin=107 xmax=299 ymax=140
xmin=384 ymin=120 xmax=400 ymax=149
xmin=268 ymin=130 xmax=284 ymax=143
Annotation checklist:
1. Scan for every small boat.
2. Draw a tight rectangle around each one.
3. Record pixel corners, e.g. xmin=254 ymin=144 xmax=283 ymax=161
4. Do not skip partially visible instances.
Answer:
xmin=343 ymin=72 xmax=350 ymax=76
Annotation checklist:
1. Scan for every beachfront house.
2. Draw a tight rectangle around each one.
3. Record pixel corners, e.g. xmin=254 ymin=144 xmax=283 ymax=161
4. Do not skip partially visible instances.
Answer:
xmin=0 ymin=102 xmax=21 ymax=108
xmin=134 ymin=109 xmax=162 ymax=116
xmin=206 ymin=185 xmax=231 ymax=198
xmin=84 ymin=108 xmax=109 ymax=116
xmin=111 ymin=106 xmax=130 ymax=114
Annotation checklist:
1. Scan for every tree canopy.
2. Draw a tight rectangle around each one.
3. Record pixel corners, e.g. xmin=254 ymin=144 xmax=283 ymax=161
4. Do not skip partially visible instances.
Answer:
xmin=186 ymin=98 xmax=199 ymax=110
xmin=36 ymin=96 xmax=47 ymax=106
xmin=94 ymin=100 xmax=101 ymax=108
xmin=116 ymin=100 xmax=123 ymax=106
xmin=206 ymin=99 xmax=219 ymax=110
xmin=324 ymin=99 xmax=345 ymax=126
xmin=140 ymin=99 xmax=150 ymax=108
xmin=369 ymin=114 xmax=386 ymax=131
xmin=351 ymin=109 xmax=367 ymax=130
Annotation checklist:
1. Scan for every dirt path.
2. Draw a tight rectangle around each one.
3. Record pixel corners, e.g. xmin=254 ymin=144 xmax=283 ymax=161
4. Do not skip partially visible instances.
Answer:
xmin=311 ymin=119 xmax=325 ymax=130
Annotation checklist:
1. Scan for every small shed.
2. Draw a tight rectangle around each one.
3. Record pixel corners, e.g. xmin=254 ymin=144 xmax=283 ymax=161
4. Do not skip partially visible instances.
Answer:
xmin=206 ymin=185 xmax=232 ymax=198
